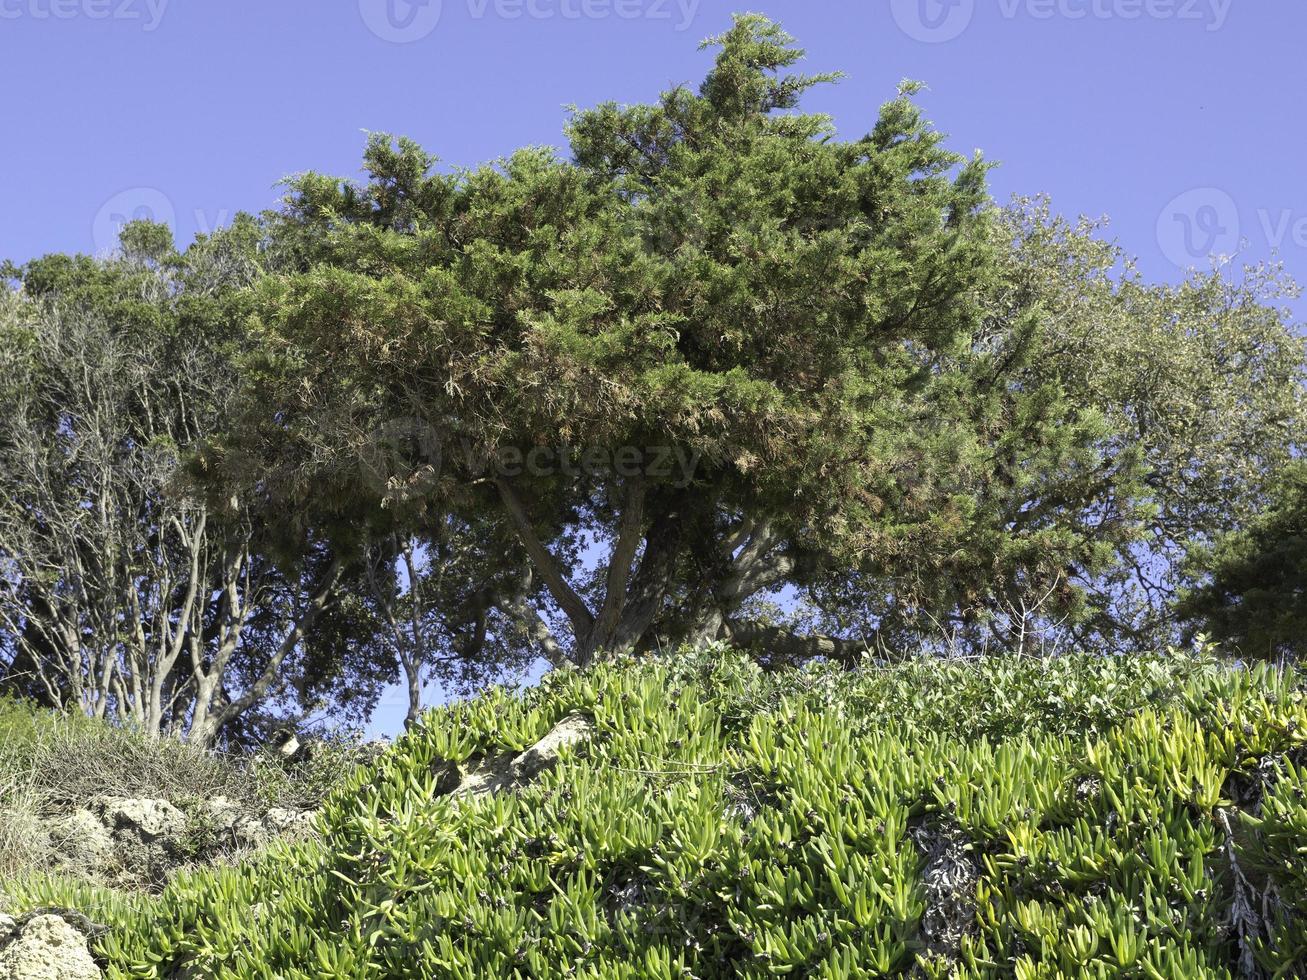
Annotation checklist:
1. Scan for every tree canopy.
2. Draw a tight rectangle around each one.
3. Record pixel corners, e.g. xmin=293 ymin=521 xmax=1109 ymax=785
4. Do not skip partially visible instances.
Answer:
xmin=0 ymin=221 xmax=390 ymax=745
xmin=2 ymin=14 xmax=1304 ymax=739
xmin=222 ymin=15 xmax=1176 ymax=669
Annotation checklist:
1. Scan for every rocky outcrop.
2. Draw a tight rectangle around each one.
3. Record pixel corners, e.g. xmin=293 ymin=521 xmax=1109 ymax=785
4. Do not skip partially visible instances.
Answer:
xmin=451 ymin=713 xmax=594 ymax=799
xmin=45 ymin=795 xmax=319 ymax=887
xmin=511 ymin=713 xmax=592 ymax=780
xmin=449 ymin=755 xmax=515 ymax=798
xmin=199 ymin=796 xmax=254 ymax=845
xmin=262 ymin=808 xmax=317 ymax=838
xmin=0 ymin=914 xmax=101 ymax=980
xmin=97 ymin=798 xmax=186 ymax=875
xmin=47 ymin=811 xmax=113 ymax=871
xmin=199 ymin=798 xmax=318 ymax=850
xmin=3 ymin=795 xmax=322 ymax=972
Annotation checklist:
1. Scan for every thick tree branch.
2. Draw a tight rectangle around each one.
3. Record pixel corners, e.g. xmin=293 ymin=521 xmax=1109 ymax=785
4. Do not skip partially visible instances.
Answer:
xmin=724 ymin=618 xmax=876 ymax=669
xmin=204 ymin=557 xmax=343 ymax=738
xmin=495 ymin=476 xmax=595 ymax=640
xmin=498 ymin=590 xmax=571 ymax=668
xmin=611 ymin=503 xmax=687 ymax=654
xmin=590 ymin=477 xmax=646 ymax=661
xmin=688 ymin=519 xmax=791 ymax=645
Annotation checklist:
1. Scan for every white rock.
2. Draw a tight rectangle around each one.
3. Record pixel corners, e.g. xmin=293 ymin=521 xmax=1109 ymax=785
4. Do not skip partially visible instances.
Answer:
xmin=96 ymin=798 xmax=187 ymax=873
xmin=0 ymin=915 xmax=101 ymax=980
xmin=48 ymin=810 xmax=114 ymax=871
xmin=450 ymin=715 xmax=594 ymax=799
xmin=198 ymin=798 xmax=274 ymax=848
xmin=231 ymin=816 xmax=270 ymax=849
xmin=199 ymin=796 xmax=243 ymax=835
xmin=262 ymin=809 xmax=317 ymax=838
xmin=98 ymin=799 xmax=185 ymax=842
xmin=450 ymin=756 xmax=515 ymax=799
xmin=511 ymin=713 xmax=592 ymax=780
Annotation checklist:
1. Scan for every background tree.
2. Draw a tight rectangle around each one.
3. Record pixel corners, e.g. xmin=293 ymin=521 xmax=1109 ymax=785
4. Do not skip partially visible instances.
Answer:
xmin=0 ymin=222 xmax=381 ymax=745
xmin=986 ymin=199 xmax=1306 ymax=651
xmin=360 ymin=515 xmax=544 ymax=729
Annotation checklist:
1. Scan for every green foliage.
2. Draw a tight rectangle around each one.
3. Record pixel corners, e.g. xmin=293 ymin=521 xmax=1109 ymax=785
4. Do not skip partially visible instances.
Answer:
xmin=221 ymin=16 xmax=1307 ymax=666
xmin=16 ymin=651 xmax=1307 ymax=978
xmin=1180 ymin=461 xmax=1307 ymax=661
xmin=228 ymin=13 xmax=1153 ymax=666
xmin=991 ymin=200 xmax=1307 ymax=651
xmin=0 ymin=226 xmax=399 ymax=744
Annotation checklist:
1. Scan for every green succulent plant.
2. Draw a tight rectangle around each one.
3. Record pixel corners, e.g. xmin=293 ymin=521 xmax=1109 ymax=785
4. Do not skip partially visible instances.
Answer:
xmin=7 ymin=647 xmax=1306 ymax=978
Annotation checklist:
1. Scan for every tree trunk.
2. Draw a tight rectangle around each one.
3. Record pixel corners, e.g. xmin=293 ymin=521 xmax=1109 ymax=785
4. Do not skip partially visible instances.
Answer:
xmin=402 ymin=655 xmax=423 ymax=730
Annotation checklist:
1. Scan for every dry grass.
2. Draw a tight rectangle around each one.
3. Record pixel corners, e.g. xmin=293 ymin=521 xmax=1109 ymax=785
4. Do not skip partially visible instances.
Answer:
xmin=0 ymin=776 xmax=52 ymax=883
xmin=0 ymin=698 xmax=360 ymax=892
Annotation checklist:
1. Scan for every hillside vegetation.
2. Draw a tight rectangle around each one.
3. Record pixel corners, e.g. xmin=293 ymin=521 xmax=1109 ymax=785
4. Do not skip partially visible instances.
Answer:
xmin=5 ymin=649 xmax=1305 ymax=978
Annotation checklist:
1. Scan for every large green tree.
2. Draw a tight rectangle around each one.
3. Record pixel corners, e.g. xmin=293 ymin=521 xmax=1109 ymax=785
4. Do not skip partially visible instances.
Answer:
xmin=225 ymin=15 xmax=1150 ymax=666
xmin=3 ymin=15 xmax=1297 ymax=714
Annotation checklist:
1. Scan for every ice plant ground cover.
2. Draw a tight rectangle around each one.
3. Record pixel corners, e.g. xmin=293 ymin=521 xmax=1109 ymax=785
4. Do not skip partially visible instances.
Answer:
xmin=6 ymin=647 xmax=1307 ymax=978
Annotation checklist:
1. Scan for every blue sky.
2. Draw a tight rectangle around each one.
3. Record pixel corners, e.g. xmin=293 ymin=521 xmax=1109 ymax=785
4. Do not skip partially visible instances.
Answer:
xmin=3 ymin=0 xmax=1303 ymax=734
